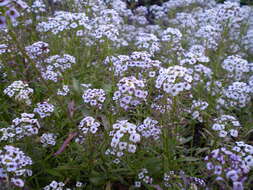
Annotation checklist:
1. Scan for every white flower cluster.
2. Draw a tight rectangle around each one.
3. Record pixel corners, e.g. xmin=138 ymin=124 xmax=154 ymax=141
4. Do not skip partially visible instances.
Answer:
xmin=40 ymin=69 xmax=58 ymax=82
xmin=33 ymin=102 xmax=55 ymax=118
xmin=189 ymin=64 xmax=213 ymax=84
xmin=135 ymin=168 xmax=153 ymax=188
xmin=57 ymin=85 xmax=70 ymax=96
xmin=0 ymin=113 xmax=40 ymax=142
xmin=133 ymin=5 xmax=148 ymax=16
xmin=104 ymin=51 xmax=160 ymax=76
xmin=43 ymin=180 xmax=83 ymax=190
xmin=195 ymin=25 xmax=221 ymax=50
xmin=4 ymin=80 xmax=33 ymax=105
xmin=205 ymin=144 xmax=252 ymax=190
xmin=106 ymin=120 xmax=141 ymax=159
xmin=25 ymin=41 xmax=50 ymax=60
xmin=163 ymin=170 xmax=206 ymax=188
xmin=82 ymin=88 xmax=106 ymax=109
xmin=113 ymin=76 xmax=148 ymax=110
xmin=130 ymin=11 xmax=148 ymax=25
xmin=45 ymin=54 xmax=76 ymax=72
xmin=43 ymin=181 xmax=70 ymax=190
xmin=37 ymin=11 xmax=89 ymax=35
xmin=135 ymin=32 xmax=160 ymax=54
xmin=172 ymin=12 xmax=197 ymax=32
xmin=137 ymin=117 xmax=161 ymax=140
xmin=0 ymin=145 xmax=32 ymax=188
xmin=195 ymin=2 xmax=250 ymax=42
xmin=128 ymin=52 xmax=161 ymax=74
xmin=161 ymin=27 xmax=182 ymax=43
xmin=222 ymin=55 xmax=250 ymax=81
xmin=76 ymin=181 xmax=84 ymax=188
xmin=180 ymin=45 xmax=210 ymax=66
xmin=42 ymin=54 xmax=76 ymax=82
xmin=75 ymin=116 xmax=101 ymax=144
xmin=188 ymin=100 xmax=209 ymax=122
xmin=215 ymin=2 xmax=250 ymax=28
xmin=31 ymin=0 xmax=46 ymax=13
xmin=219 ymin=82 xmax=251 ymax=108
xmin=90 ymin=9 xmax=122 ymax=43
xmin=109 ymin=0 xmax=132 ymax=17
xmin=40 ymin=133 xmax=57 ymax=147
xmin=161 ymin=27 xmax=183 ymax=52
xmin=149 ymin=4 xmax=166 ymax=19
xmin=156 ymin=66 xmax=192 ymax=96
xmin=78 ymin=116 xmax=100 ymax=135
xmin=212 ymin=115 xmax=241 ymax=138
xmin=233 ymin=141 xmax=253 ymax=168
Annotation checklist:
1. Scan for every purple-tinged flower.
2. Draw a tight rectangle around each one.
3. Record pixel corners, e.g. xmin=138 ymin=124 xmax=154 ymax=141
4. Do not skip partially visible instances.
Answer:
xmin=214 ymin=165 xmax=222 ymax=175
xmin=15 ymin=0 xmax=29 ymax=9
xmin=206 ymin=162 xmax=214 ymax=170
xmin=0 ymin=0 xmax=10 ymax=6
xmin=233 ymin=181 xmax=243 ymax=190
xmin=11 ymin=178 xmax=24 ymax=187
xmin=226 ymin=170 xmax=239 ymax=181
xmin=6 ymin=8 xmax=20 ymax=21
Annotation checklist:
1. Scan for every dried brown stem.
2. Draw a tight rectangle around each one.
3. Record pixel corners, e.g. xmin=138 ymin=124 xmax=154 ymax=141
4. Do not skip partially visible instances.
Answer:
xmin=53 ymin=132 xmax=78 ymax=156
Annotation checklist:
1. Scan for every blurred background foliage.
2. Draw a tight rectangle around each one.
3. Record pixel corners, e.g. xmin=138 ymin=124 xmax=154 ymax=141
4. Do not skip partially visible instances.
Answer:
xmin=127 ymin=0 xmax=253 ymax=6
xmin=216 ymin=0 xmax=253 ymax=5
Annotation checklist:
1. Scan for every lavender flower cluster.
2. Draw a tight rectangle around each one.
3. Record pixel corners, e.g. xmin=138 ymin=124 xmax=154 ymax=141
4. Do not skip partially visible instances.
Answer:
xmin=4 ymin=81 xmax=33 ymax=105
xmin=212 ymin=115 xmax=241 ymax=138
xmin=113 ymin=76 xmax=148 ymax=110
xmin=1 ymin=0 xmax=253 ymax=189
xmin=0 ymin=113 xmax=40 ymax=142
xmin=106 ymin=120 xmax=141 ymax=160
xmin=33 ymin=102 xmax=55 ymax=118
xmin=78 ymin=116 xmax=100 ymax=135
xmin=82 ymin=88 xmax=106 ymax=109
xmin=205 ymin=143 xmax=253 ymax=190
xmin=0 ymin=145 xmax=32 ymax=188
xmin=155 ymin=66 xmax=192 ymax=96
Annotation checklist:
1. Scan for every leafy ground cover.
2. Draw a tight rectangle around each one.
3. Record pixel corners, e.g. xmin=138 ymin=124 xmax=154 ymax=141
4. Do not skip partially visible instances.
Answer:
xmin=0 ymin=0 xmax=253 ymax=189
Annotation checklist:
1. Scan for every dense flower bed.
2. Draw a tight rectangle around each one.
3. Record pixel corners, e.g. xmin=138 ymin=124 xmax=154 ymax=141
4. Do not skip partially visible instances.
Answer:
xmin=0 ymin=0 xmax=253 ymax=189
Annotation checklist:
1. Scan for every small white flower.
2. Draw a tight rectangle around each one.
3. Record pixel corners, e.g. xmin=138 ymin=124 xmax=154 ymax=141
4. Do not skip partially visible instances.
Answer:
xmin=219 ymin=130 xmax=228 ymax=138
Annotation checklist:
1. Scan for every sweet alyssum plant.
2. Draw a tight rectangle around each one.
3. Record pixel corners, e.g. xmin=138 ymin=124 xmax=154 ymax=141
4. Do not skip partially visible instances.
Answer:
xmin=0 ymin=0 xmax=253 ymax=190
